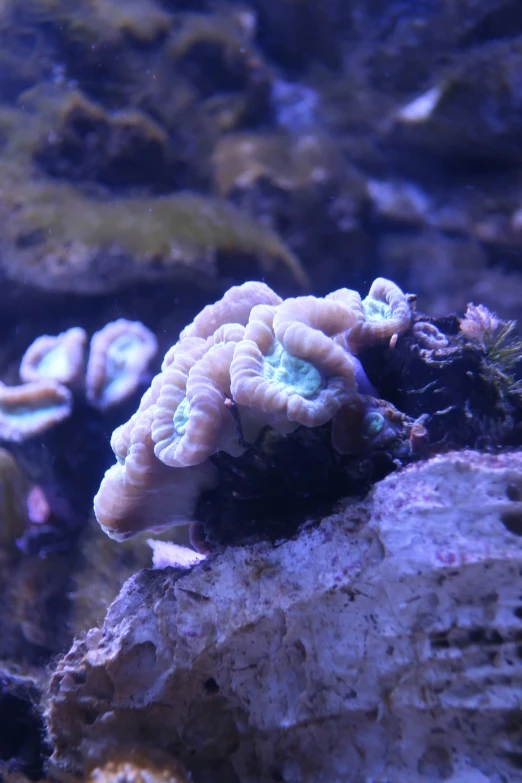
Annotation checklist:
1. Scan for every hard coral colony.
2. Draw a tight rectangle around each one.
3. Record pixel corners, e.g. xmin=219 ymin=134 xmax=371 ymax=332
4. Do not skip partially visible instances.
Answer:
xmin=93 ymin=278 xmax=412 ymax=541
xmin=0 ymin=320 xmax=157 ymax=442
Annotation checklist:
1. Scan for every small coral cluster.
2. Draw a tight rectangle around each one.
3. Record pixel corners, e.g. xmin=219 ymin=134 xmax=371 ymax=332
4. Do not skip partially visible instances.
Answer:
xmin=0 ymin=320 xmax=157 ymax=442
xmin=94 ymin=279 xmax=412 ymax=541
xmin=86 ymin=751 xmax=190 ymax=783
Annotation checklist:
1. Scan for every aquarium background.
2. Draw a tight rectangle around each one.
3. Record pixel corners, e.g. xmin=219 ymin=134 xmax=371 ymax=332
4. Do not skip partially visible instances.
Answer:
xmin=1 ymin=1 xmax=522 ymax=782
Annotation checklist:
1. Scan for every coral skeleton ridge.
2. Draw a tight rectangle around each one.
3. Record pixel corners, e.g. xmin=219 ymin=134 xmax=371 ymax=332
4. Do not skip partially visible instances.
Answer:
xmin=94 ymin=278 xmax=412 ymax=541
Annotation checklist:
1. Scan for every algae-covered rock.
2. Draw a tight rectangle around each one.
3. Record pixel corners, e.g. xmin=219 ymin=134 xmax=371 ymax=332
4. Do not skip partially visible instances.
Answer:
xmin=3 ymin=0 xmax=522 ymax=306
xmin=0 ymin=1 xmax=307 ymax=295
xmin=0 ymin=77 xmax=307 ymax=293
xmin=389 ymin=39 xmax=522 ymax=164
xmin=212 ymin=131 xmax=369 ymax=292
xmin=0 ymin=183 xmax=308 ymax=292
xmin=213 ymin=131 xmax=347 ymax=196
xmin=33 ymin=90 xmax=178 ymax=190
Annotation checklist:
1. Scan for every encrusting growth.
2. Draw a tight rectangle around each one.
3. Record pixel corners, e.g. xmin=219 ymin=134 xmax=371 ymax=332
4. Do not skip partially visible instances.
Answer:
xmin=93 ymin=279 xmax=413 ymax=541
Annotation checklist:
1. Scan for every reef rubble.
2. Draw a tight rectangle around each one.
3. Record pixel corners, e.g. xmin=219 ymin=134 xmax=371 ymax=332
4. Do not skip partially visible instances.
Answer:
xmin=46 ymin=449 xmax=522 ymax=783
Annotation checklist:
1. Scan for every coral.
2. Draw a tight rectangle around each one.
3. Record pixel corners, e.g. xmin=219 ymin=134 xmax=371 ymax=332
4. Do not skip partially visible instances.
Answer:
xmin=411 ymin=319 xmax=449 ymax=352
xmin=93 ymin=406 xmax=217 ymax=541
xmin=342 ymin=277 xmax=412 ymax=353
xmin=93 ymin=278 xmax=417 ymax=542
xmin=152 ymin=324 xmax=245 ymax=467
xmin=460 ymin=302 xmax=502 ymax=348
xmin=230 ymin=296 xmax=361 ymax=428
xmin=331 ymin=395 xmax=410 ymax=455
xmin=179 ymin=280 xmax=282 ymax=341
xmin=46 ymin=450 xmax=522 ymax=783
xmin=19 ymin=327 xmax=87 ymax=387
xmin=0 ymin=380 xmax=72 ymax=442
xmin=0 ymin=319 xmax=159 ymax=444
xmin=459 ymin=304 xmax=522 ymax=399
xmin=86 ymin=320 xmax=158 ymax=411
xmin=14 ymin=319 xmax=157 ymax=422
xmin=86 ymin=750 xmax=190 ymax=783
xmin=90 ymin=278 xmax=521 ymax=546
xmin=358 ymin=305 xmax=522 ymax=452
xmin=147 ymin=539 xmax=206 ymax=570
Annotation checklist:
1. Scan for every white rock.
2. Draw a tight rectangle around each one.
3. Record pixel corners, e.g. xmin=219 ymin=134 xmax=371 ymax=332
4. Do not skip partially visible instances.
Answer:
xmin=46 ymin=451 xmax=522 ymax=783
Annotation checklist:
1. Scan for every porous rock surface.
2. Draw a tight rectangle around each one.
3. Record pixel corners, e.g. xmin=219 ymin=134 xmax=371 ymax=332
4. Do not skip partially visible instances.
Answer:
xmin=46 ymin=451 xmax=522 ymax=783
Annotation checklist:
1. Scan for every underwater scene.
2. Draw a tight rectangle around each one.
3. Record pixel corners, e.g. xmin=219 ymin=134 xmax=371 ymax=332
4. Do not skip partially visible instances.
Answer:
xmin=0 ymin=1 xmax=521 ymax=782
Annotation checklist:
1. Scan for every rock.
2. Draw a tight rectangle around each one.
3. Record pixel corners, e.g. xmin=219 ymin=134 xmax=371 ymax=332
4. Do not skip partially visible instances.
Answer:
xmin=0 ymin=663 xmax=49 ymax=779
xmin=46 ymin=450 xmax=522 ymax=782
xmin=0 ymin=448 xmax=75 ymax=663
xmin=0 ymin=182 xmax=307 ymax=293
xmin=34 ymin=91 xmax=178 ymax=190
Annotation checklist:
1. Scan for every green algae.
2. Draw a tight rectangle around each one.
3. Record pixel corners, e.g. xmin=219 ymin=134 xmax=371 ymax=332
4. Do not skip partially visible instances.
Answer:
xmin=0 ymin=85 xmax=308 ymax=291
xmin=0 ymin=3 xmax=308 ymax=294
xmin=0 ymin=177 xmax=308 ymax=286
xmin=17 ymin=0 xmax=172 ymax=47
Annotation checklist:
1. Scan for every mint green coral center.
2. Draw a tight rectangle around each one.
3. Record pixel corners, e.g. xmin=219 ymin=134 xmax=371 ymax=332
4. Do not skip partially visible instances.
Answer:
xmin=263 ymin=343 xmax=323 ymax=398
xmin=108 ymin=335 xmax=138 ymax=374
xmin=173 ymin=397 xmax=190 ymax=436
xmin=38 ymin=346 xmax=69 ymax=379
xmin=363 ymin=297 xmax=391 ymax=322
xmin=363 ymin=411 xmax=385 ymax=437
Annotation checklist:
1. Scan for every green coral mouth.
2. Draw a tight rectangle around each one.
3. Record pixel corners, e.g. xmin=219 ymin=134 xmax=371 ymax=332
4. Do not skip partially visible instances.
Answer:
xmin=263 ymin=343 xmax=323 ymax=399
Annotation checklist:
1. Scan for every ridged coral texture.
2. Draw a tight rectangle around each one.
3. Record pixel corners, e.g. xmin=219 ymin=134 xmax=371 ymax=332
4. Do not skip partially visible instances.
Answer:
xmin=93 ymin=278 xmax=412 ymax=540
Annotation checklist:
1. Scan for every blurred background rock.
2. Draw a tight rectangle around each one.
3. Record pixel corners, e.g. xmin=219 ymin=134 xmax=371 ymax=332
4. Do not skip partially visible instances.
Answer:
xmin=1 ymin=1 xmax=522 ymax=777
xmin=0 ymin=0 xmax=522 ymax=333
